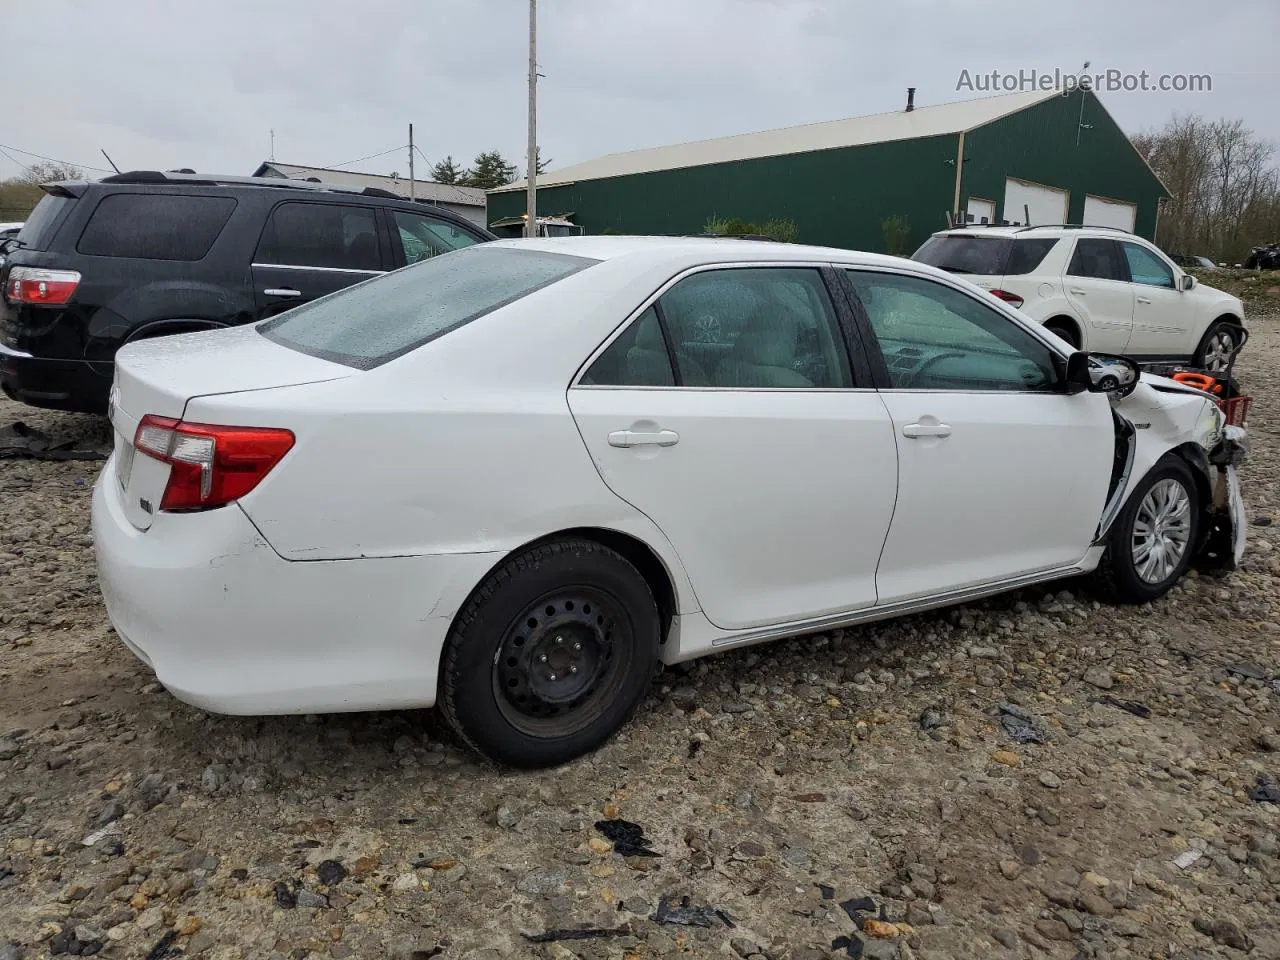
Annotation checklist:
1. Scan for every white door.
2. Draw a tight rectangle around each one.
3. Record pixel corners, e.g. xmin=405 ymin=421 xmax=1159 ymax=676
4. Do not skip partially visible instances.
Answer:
xmin=568 ymin=266 xmax=899 ymax=631
xmin=1083 ymin=195 xmax=1137 ymax=232
xmin=843 ymin=269 xmax=1114 ymax=604
xmin=966 ymin=197 xmax=996 ymax=225
xmin=1003 ymin=178 xmax=1068 ymax=228
xmin=1117 ymin=240 xmax=1189 ymax=358
xmin=1063 ymin=238 xmax=1135 ymax=353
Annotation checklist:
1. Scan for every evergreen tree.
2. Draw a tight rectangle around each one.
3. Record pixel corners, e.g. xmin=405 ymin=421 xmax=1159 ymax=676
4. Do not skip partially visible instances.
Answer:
xmin=429 ymin=156 xmax=464 ymax=185
xmin=460 ymin=150 xmax=518 ymax=189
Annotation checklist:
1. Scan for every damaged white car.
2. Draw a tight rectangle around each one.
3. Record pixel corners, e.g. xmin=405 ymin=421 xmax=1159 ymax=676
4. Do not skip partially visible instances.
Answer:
xmin=91 ymin=238 xmax=1249 ymax=768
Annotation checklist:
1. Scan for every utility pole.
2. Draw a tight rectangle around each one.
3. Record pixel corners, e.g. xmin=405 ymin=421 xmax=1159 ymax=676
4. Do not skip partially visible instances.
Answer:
xmin=526 ymin=0 xmax=537 ymax=238
xmin=269 ymin=129 xmax=275 ymax=162
xmin=409 ymin=123 xmax=416 ymax=200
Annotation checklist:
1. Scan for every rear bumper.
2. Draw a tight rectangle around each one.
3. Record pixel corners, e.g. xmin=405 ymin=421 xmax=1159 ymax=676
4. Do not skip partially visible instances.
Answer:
xmin=91 ymin=454 xmax=501 ymax=715
xmin=0 ymin=345 xmax=111 ymax=413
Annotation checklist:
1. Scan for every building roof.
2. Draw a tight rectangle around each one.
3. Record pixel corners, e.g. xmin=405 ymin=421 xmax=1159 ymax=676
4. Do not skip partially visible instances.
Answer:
xmin=492 ymin=88 xmax=1062 ymax=193
xmin=253 ymin=162 xmax=485 ymax=207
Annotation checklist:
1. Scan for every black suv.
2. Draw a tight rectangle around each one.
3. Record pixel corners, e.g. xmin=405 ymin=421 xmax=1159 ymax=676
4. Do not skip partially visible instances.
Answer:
xmin=0 ymin=171 xmax=496 ymax=414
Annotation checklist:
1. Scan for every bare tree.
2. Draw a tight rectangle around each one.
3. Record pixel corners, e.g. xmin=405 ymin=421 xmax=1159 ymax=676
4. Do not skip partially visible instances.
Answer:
xmin=18 ymin=161 xmax=85 ymax=185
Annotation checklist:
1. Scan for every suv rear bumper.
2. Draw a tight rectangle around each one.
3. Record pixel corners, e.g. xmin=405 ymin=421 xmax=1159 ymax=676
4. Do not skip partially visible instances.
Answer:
xmin=0 ymin=344 xmax=111 ymax=414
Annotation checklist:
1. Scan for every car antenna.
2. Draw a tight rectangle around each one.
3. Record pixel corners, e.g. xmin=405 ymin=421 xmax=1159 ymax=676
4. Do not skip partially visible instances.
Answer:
xmin=100 ymin=149 xmax=121 ymax=174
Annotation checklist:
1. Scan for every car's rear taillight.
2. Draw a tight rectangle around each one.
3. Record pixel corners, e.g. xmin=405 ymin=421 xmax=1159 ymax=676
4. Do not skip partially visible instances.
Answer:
xmin=133 ymin=415 xmax=295 ymax=511
xmin=5 ymin=267 xmax=81 ymax=305
xmin=989 ymin=289 xmax=1025 ymax=308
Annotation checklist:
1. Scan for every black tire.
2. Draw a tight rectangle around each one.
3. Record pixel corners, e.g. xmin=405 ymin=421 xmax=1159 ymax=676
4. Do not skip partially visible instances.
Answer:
xmin=1044 ymin=319 xmax=1081 ymax=350
xmin=440 ymin=538 xmax=660 ymax=768
xmin=1094 ymin=457 xmax=1201 ymax=604
xmin=1193 ymin=320 xmax=1239 ymax=372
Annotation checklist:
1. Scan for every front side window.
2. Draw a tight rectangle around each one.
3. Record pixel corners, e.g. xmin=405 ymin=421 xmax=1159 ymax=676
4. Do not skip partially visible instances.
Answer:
xmin=393 ymin=211 xmax=481 ymax=265
xmin=1067 ymin=238 xmax=1127 ymax=282
xmin=656 ymin=267 xmax=851 ymax=388
xmin=78 ymin=194 xmax=236 ymax=261
xmin=580 ymin=307 xmax=674 ymax=386
xmin=255 ymin=202 xmax=382 ymax=272
xmin=1120 ymin=242 xmax=1175 ymax=288
xmin=847 ymin=270 xmax=1058 ymax=392
xmin=261 ymin=247 xmax=595 ymax=369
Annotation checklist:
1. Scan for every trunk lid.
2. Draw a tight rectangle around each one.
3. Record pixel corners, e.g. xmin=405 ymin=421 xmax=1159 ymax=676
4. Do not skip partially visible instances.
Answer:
xmin=110 ymin=324 xmax=352 ymax=531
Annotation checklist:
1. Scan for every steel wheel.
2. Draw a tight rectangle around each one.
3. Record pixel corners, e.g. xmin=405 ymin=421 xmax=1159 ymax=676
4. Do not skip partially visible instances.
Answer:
xmin=493 ymin=586 xmax=634 ymax=738
xmin=1201 ymin=328 xmax=1236 ymax=372
xmin=1131 ymin=477 xmax=1193 ymax=584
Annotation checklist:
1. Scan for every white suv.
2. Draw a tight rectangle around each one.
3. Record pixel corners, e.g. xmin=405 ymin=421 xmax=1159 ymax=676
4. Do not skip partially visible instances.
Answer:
xmin=912 ymin=226 xmax=1246 ymax=371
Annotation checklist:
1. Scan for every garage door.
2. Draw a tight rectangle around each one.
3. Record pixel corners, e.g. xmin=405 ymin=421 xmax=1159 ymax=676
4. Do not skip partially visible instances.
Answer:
xmin=1083 ymin=195 xmax=1137 ymax=232
xmin=1003 ymin=178 xmax=1068 ymax=228
xmin=966 ymin=197 xmax=996 ymax=225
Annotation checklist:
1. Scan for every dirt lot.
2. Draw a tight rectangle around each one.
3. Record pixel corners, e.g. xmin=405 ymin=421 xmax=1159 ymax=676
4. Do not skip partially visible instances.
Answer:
xmin=1 ymin=318 xmax=1279 ymax=960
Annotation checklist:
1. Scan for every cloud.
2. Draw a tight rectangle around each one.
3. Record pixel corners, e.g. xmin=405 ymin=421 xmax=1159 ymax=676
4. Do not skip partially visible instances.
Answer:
xmin=2 ymin=0 xmax=1275 ymax=182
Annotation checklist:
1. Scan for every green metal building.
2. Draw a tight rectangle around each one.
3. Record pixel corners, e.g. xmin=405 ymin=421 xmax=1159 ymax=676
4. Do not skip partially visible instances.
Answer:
xmin=487 ymin=88 xmax=1169 ymax=252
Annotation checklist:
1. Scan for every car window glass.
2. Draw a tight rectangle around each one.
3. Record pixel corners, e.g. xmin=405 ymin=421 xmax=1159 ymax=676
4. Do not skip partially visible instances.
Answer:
xmin=255 ymin=202 xmax=381 ymax=271
xmin=657 ymin=268 xmax=851 ymax=388
xmin=580 ymin=307 xmax=674 ymax=386
xmin=912 ymin=235 xmax=1010 ymax=275
xmin=1067 ymin=238 xmax=1126 ymax=281
xmin=1120 ymin=242 xmax=1175 ymax=288
xmin=847 ymin=270 xmax=1057 ymax=392
xmin=1005 ymin=238 xmax=1060 ymax=275
xmin=393 ymin=211 xmax=481 ymax=264
xmin=77 ymin=194 xmax=236 ymax=261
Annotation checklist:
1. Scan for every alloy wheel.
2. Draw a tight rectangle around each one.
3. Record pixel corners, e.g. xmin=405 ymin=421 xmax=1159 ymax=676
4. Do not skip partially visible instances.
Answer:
xmin=1131 ymin=477 xmax=1193 ymax=584
xmin=1202 ymin=330 xmax=1236 ymax=372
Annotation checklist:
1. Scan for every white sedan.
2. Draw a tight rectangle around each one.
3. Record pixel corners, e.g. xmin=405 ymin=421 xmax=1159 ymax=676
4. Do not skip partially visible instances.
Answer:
xmin=92 ymin=237 xmax=1249 ymax=768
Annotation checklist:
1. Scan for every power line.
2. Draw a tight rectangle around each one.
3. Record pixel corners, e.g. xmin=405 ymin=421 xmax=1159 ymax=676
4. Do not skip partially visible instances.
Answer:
xmin=0 ymin=142 xmax=113 ymax=174
xmin=323 ymin=145 xmax=410 ymax=170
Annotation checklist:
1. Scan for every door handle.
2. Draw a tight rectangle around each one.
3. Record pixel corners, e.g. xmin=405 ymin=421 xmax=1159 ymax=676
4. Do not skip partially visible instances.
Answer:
xmin=902 ymin=422 xmax=952 ymax=439
xmin=263 ymin=287 xmax=301 ymax=298
xmin=1068 ymin=287 xmax=1086 ymax=295
xmin=608 ymin=429 xmax=679 ymax=448
xmin=1136 ymin=296 xmax=1152 ymax=304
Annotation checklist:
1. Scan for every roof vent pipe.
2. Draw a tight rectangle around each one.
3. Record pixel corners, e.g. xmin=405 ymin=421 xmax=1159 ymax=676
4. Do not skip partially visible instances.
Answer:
xmin=906 ymin=87 xmax=916 ymax=112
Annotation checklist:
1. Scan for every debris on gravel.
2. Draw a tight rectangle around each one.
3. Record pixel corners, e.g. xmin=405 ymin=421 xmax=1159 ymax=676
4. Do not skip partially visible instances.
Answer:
xmin=2 ymin=311 xmax=1280 ymax=957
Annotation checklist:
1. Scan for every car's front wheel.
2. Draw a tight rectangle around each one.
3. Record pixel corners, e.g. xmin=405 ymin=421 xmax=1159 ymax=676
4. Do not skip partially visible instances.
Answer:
xmin=439 ymin=538 xmax=660 ymax=768
xmin=1193 ymin=320 xmax=1239 ymax=372
xmin=1095 ymin=457 xmax=1201 ymax=604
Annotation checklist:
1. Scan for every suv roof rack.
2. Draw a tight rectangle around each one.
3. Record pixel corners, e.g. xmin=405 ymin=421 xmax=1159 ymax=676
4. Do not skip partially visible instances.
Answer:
xmin=1014 ymin=223 xmax=1133 ymax=234
xmin=95 ymin=171 xmax=446 ymax=207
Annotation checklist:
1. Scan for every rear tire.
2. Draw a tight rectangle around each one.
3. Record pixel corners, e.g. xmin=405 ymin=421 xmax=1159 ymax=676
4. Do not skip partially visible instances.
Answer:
xmin=439 ymin=538 xmax=660 ymax=768
xmin=1193 ymin=320 xmax=1238 ymax=372
xmin=1044 ymin=319 xmax=1081 ymax=350
xmin=1094 ymin=457 xmax=1200 ymax=604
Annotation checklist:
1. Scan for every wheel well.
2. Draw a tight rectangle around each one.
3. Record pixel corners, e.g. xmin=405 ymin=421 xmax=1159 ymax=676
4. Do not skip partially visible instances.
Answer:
xmin=1211 ymin=314 xmax=1245 ymax=338
xmin=1167 ymin=444 xmax=1215 ymax=549
xmin=462 ymin=528 xmax=679 ymax=646
xmin=1043 ymin=316 xmax=1081 ymax=346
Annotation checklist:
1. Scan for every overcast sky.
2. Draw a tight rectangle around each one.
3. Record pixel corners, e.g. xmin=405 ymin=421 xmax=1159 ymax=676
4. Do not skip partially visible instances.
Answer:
xmin=3 ymin=0 xmax=1276 ymax=182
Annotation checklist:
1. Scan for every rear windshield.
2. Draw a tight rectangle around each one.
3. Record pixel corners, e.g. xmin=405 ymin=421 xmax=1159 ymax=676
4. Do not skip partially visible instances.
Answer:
xmin=260 ymin=246 xmax=597 ymax=369
xmin=913 ymin=235 xmax=1059 ymax=277
xmin=14 ymin=194 xmax=75 ymax=251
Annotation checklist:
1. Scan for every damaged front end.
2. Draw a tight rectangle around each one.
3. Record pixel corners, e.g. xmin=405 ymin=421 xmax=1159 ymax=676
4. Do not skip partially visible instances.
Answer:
xmin=1200 ymin=424 xmax=1249 ymax=572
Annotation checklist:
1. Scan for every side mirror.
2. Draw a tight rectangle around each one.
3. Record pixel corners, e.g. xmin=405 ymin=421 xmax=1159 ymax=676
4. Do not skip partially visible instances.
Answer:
xmin=1181 ymin=274 xmax=1197 ymax=291
xmin=1065 ymin=351 xmax=1141 ymax=398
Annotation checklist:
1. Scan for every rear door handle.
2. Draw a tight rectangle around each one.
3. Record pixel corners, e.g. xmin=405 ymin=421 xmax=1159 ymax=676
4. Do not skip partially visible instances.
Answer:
xmin=608 ymin=429 xmax=679 ymax=448
xmin=902 ymin=422 xmax=952 ymax=439
xmin=263 ymin=287 xmax=301 ymax=298
xmin=1136 ymin=296 xmax=1152 ymax=304
xmin=1068 ymin=287 xmax=1086 ymax=295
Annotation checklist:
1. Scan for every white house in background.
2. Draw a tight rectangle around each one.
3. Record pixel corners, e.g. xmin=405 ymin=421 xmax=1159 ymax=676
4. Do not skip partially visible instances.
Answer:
xmin=251 ymin=161 xmax=487 ymax=227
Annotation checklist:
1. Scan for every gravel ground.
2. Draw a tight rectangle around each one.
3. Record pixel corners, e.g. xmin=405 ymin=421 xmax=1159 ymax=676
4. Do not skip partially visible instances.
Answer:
xmin=2 ymin=317 xmax=1279 ymax=960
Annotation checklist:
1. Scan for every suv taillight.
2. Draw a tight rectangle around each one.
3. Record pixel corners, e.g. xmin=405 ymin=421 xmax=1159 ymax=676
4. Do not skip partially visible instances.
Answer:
xmin=989 ymin=288 xmax=1025 ymax=308
xmin=5 ymin=267 xmax=81 ymax=305
xmin=134 ymin=415 xmax=295 ymax=511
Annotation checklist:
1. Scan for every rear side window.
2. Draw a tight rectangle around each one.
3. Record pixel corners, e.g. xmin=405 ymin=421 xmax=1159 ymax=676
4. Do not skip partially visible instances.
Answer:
xmin=1005 ymin=238 xmax=1059 ymax=275
xmin=15 ymin=194 xmax=75 ymax=251
xmin=78 ymin=194 xmax=236 ymax=261
xmin=255 ymin=202 xmax=382 ymax=272
xmin=912 ymin=235 xmax=1011 ymax=276
xmin=393 ymin=211 xmax=481 ymax=265
xmin=1067 ymin=238 xmax=1127 ymax=281
xmin=260 ymin=247 xmax=596 ymax=369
